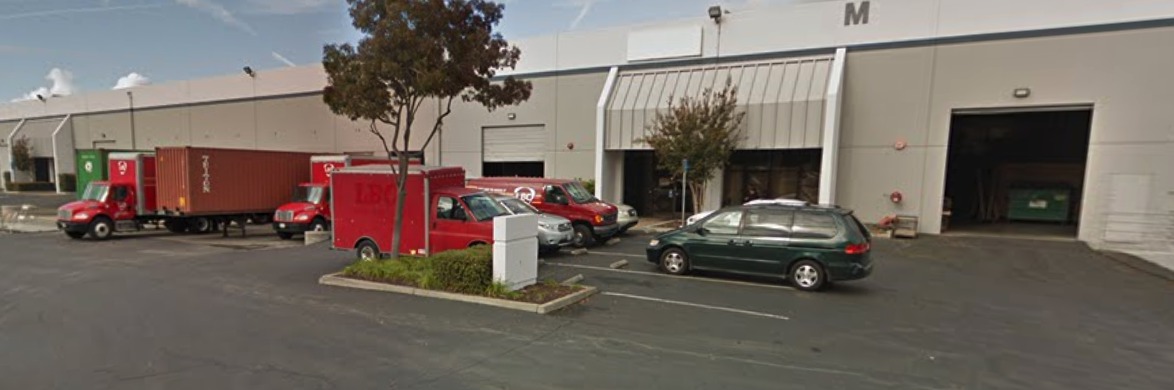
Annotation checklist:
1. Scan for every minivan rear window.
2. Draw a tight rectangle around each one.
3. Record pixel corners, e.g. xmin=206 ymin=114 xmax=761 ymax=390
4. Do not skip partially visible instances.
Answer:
xmin=792 ymin=211 xmax=838 ymax=239
xmin=847 ymin=214 xmax=872 ymax=241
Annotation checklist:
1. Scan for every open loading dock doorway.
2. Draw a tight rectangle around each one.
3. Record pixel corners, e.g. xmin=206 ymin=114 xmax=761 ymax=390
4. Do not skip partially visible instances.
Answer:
xmin=943 ymin=108 xmax=1092 ymax=238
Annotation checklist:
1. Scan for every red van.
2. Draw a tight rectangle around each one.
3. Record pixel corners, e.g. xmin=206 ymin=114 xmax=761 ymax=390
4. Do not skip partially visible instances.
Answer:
xmin=467 ymin=177 xmax=619 ymax=247
xmin=331 ymin=165 xmax=507 ymax=260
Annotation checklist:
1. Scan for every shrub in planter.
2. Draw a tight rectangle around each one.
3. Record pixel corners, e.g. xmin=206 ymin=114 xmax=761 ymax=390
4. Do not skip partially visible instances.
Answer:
xmin=58 ymin=174 xmax=77 ymax=192
xmin=431 ymin=246 xmax=493 ymax=294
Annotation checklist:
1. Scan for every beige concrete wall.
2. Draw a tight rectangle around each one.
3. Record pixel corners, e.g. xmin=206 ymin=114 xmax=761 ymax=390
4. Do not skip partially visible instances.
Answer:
xmin=440 ymin=71 xmax=606 ymax=180
xmin=838 ymin=26 xmax=1174 ymax=245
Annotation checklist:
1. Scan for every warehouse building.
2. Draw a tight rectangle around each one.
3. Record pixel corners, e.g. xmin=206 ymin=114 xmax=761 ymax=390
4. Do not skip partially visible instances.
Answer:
xmin=2 ymin=0 xmax=1173 ymax=255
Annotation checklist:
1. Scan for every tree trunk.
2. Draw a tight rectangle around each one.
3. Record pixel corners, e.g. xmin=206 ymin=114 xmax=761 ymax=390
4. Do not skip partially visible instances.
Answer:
xmin=389 ymin=154 xmax=411 ymax=259
xmin=689 ymin=181 xmax=707 ymax=214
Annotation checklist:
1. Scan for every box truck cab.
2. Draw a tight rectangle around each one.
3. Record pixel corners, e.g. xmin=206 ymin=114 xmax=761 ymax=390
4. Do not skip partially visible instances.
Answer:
xmin=57 ymin=152 xmax=157 ymax=239
xmin=466 ymin=177 xmax=619 ymax=247
xmin=331 ymin=166 xmax=506 ymax=261
xmin=273 ymin=155 xmax=396 ymax=240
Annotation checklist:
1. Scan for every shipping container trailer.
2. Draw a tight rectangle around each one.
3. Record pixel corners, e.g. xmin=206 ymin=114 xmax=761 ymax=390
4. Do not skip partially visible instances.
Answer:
xmin=56 ymin=147 xmax=314 ymax=240
xmin=330 ymin=165 xmax=505 ymax=260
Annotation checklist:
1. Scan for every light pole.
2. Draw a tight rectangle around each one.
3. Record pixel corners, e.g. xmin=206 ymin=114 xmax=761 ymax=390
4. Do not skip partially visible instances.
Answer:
xmin=127 ymin=91 xmax=137 ymax=150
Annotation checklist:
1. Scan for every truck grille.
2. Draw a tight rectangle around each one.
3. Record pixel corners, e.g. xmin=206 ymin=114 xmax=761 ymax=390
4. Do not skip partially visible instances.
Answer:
xmin=557 ymin=223 xmax=571 ymax=232
xmin=275 ymin=210 xmax=294 ymax=222
xmin=603 ymin=212 xmax=618 ymax=225
xmin=58 ymin=209 xmax=71 ymax=220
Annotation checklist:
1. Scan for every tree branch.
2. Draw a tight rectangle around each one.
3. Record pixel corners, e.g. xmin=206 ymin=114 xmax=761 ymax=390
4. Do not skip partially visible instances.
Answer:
xmin=419 ymin=96 xmax=455 ymax=152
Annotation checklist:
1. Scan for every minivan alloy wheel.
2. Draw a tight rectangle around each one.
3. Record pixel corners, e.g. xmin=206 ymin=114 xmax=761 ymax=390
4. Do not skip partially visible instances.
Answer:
xmin=664 ymin=252 xmax=685 ymax=273
xmin=794 ymin=265 xmax=819 ymax=287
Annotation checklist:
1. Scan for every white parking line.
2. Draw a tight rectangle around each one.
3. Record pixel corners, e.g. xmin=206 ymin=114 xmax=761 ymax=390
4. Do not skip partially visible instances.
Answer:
xmin=601 ymin=292 xmax=791 ymax=321
xmin=580 ymin=250 xmax=644 ymax=257
xmin=544 ymin=262 xmax=796 ymax=291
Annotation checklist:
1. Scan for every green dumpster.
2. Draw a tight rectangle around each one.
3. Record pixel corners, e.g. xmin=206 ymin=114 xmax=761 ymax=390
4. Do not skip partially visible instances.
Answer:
xmin=1007 ymin=187 xmax=1071 ymax=223
xmin=75 ymin=149 xmax=136 ymax=199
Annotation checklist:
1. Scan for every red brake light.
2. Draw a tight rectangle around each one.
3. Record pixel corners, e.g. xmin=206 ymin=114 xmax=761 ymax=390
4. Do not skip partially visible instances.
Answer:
xmin=845 ymin=242 xmax=870 ymax=255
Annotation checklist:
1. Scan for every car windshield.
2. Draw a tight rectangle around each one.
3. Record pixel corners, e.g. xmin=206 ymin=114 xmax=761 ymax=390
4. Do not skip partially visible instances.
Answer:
xmin=293 ymin=186 xmax=325 ymax=204
xmin=463 ymin=194 xmax=510 ymax=221
xmin=565 ymin=182 xmax=595 ymax=204
xmin=81 ymin=183 xmax=109 ymax=202
xmin=499 ymin=197 xmax=539 ymax=215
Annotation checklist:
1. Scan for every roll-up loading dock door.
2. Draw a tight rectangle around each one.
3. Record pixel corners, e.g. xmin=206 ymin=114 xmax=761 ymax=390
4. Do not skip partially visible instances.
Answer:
xmin=483 ymin=125 xmax=546 ymax=177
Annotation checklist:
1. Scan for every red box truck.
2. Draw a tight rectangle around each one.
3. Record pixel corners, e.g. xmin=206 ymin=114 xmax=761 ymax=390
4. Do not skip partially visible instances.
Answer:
xmin=331 ymin=165 xmax=507 ymax=261
xmin=467 ymin=177 xmax=619 ymax=247
xmin=272 ymin=155 xmax=395 ymax=239
xmin=57 ymin=147 xmax=313 ymax=240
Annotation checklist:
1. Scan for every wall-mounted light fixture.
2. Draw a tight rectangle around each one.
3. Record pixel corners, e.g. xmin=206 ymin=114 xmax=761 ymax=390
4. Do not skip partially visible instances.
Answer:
xmin=708 ymin=5 xmax=724 ymax=24
xmin=243 ymin=66 xmax=256 ymax=78
xmin=35 ymin=94 xmax=46 ymax=102
xmin=507 ymin=113 xmax=517 ymax=120
xmin=1013 ymin=88 xmax=1031 ymax=98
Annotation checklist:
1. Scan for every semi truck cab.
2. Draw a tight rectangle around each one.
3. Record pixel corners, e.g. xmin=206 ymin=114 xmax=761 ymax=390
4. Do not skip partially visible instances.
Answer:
xmin=57 ymin=152 xmax=157 ymax=240
xmin=274 ymin=155 xmax=396 ymax=240
xmin=274 ymin=183 xmax=331 ymax=239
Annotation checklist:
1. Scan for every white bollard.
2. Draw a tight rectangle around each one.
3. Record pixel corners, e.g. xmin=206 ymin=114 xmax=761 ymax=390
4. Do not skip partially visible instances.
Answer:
xmin=492 ymin=214 xmax=539 ymax=292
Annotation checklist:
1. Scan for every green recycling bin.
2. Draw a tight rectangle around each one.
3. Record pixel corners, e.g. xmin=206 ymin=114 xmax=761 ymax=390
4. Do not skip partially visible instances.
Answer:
xmin=1007 ymin=187 xmax=1071 ymax=223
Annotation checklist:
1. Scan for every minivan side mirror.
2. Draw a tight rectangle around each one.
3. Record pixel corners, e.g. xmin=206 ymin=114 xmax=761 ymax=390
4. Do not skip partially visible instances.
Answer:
xmin=695 ymin=227 xmax=709 ymax=236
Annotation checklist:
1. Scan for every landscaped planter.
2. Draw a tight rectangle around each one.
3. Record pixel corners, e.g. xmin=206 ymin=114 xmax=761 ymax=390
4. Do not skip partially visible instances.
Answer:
xmin=319 ymin=273 xmax=597 ymax=314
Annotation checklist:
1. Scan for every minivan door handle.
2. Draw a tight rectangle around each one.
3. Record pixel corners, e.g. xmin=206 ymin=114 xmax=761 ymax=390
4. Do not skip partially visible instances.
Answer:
xmin=727 ymin=239 xmax=752 ymax=246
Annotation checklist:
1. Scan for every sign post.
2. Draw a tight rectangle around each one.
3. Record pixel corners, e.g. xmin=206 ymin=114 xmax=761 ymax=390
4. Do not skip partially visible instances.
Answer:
xmin=681 ymin=158 xmax=689 ymax=225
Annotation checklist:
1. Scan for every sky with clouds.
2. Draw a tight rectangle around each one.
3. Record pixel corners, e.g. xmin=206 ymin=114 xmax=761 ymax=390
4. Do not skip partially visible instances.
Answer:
xmin=0 ymin=0 xmax=803 ymax=101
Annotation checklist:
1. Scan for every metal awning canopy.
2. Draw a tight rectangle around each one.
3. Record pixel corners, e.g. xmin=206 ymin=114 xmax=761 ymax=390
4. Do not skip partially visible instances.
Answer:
xmin=604 ymin=55 xmax=836 ymax=150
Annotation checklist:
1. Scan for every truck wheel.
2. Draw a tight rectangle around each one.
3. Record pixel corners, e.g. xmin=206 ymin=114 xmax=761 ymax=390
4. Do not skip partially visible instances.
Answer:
xmin=190 ymin=217 xmax=213 ymax=234
xmin=88 ymin=217 xmax=114 ymax=240
xmin=164 ymin=220 xmax=188 ymax=234
xmin=356 ymin=240 xmax=380 ymax=262
xmin=571 ymin=224 xmax=596 ymax=248
xmin=309 ymin=218 xmax=329 ymax=232
xmin=277 ymin=232 xmax=294 ymax=240
xmin=65 ymin=231 xmax=86 ymax=240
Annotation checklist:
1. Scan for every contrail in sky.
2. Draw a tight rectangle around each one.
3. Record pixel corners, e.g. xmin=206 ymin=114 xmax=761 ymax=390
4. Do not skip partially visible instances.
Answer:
xmin=0 ymin=4 xmax=163 ymax=21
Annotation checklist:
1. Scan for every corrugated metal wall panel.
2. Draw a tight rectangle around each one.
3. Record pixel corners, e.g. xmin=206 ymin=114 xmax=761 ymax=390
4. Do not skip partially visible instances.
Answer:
xmin=155 ymin=147 xmax=313 ymax=215
xmin=482 ymin=125 xmax=546 ymax=162
xmin=604 ymin=55 xmax=834 ymax=151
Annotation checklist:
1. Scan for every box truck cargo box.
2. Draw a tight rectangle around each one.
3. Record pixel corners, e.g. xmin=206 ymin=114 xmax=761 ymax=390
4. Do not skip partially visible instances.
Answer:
xmin=331 ymin=165 xmax=507 ymax=260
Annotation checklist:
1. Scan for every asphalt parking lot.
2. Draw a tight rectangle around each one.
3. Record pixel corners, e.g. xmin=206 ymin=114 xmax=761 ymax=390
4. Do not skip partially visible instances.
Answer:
xmin=0 ymin=230 xmax=1172 ymax=389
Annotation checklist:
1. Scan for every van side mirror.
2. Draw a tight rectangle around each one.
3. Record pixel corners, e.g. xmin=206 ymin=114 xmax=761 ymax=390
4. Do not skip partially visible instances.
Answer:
xmin=695 ymin=227 xmax=709 ymax=236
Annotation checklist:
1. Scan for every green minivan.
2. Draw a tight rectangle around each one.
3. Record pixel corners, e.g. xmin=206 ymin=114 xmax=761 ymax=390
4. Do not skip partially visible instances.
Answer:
xmin=645 ymin=203 xmax=873 ymax=292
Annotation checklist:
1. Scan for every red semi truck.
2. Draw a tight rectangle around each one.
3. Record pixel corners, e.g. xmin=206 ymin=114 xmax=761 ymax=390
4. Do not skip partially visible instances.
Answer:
xmin=331 ymin=165 xmax=507 ymax=260
xmin=466 ymin=177 xmax=619 ymax=247
xmin=272 ymin=155 xmax=395 ymax=239
xmin=57 ymin=147 xmax=313 ymax=240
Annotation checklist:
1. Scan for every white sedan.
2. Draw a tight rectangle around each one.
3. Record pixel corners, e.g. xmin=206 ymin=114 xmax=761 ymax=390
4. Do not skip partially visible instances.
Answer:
xmin=685 ymin=198 xmax=809 ymax=226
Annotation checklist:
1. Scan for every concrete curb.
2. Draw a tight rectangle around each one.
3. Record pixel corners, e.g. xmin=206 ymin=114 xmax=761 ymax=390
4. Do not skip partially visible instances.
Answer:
xmin=319 ymin=273 xmax=599 ymax=314
xmin=1100 ymin=251 xmax=1174 ymax=283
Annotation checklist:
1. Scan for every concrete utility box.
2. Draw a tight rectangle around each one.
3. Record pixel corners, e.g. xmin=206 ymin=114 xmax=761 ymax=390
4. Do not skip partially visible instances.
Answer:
xmin=493 ymin=214 xmax=538 ymax=291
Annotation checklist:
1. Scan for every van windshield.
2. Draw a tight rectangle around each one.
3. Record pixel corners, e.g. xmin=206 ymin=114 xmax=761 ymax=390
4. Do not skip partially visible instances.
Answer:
xmin=565 ymin=182 xmax=596 ymax=204
xmin=82 ymin=183 xmax=110 ymax=202
xmin=463 ymin=194 xmax=510 ymax=221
